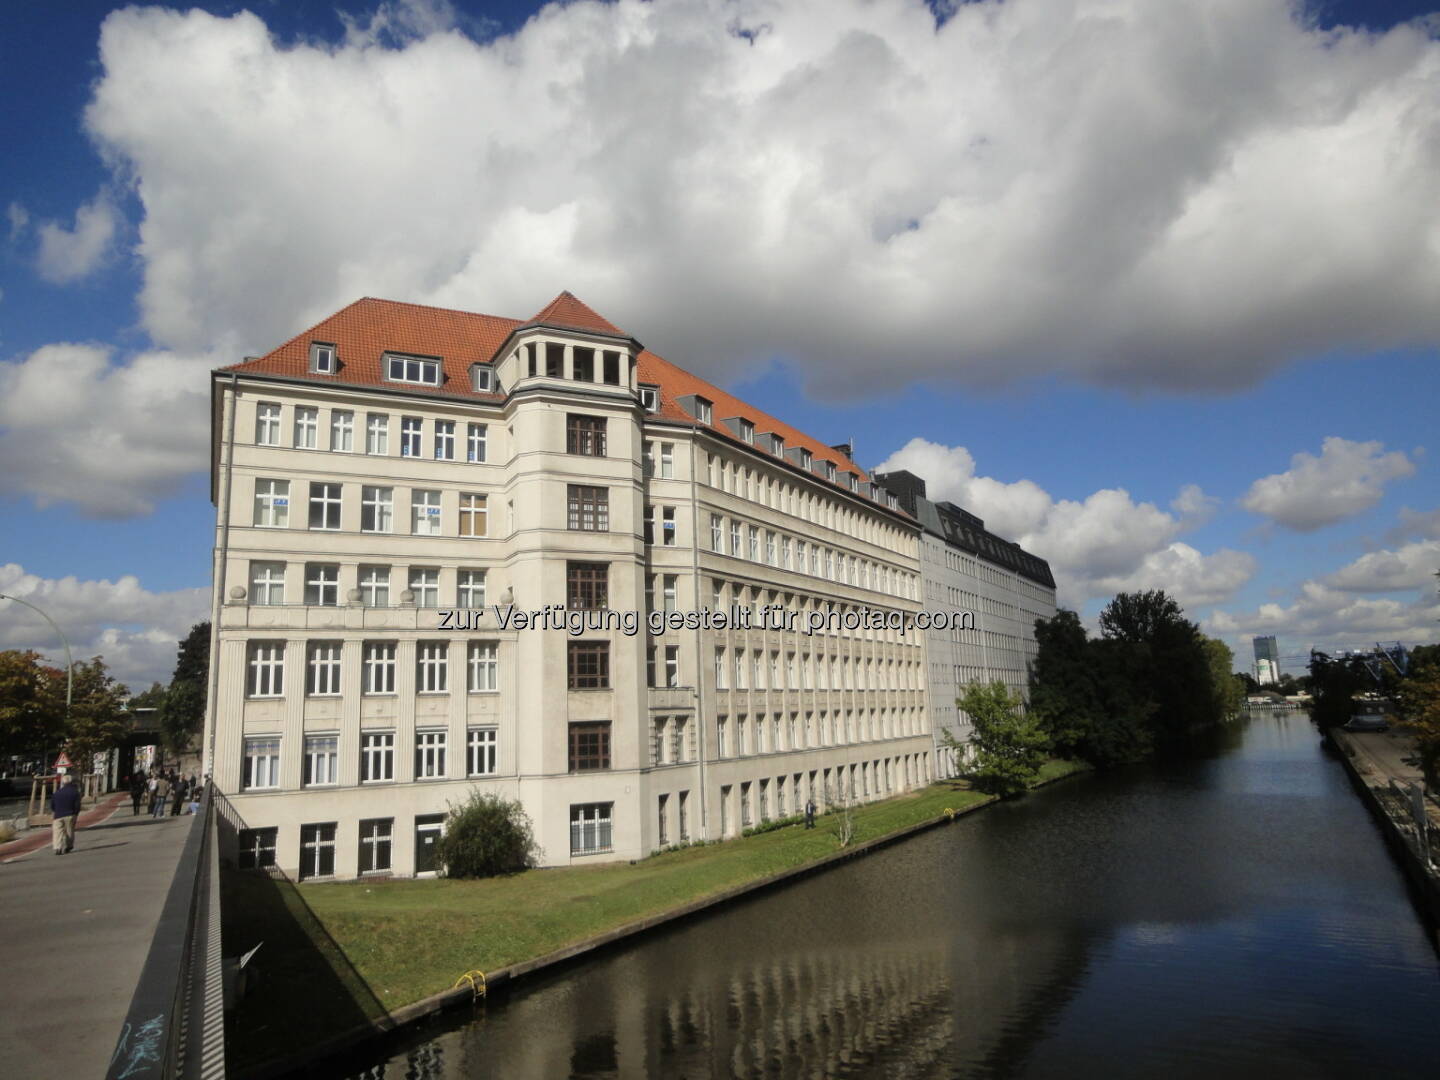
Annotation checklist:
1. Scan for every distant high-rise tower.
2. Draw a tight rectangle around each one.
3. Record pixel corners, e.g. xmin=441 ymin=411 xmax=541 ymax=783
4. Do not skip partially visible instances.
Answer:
xmin=1253 ymin=635 xmax=1279 ymax=685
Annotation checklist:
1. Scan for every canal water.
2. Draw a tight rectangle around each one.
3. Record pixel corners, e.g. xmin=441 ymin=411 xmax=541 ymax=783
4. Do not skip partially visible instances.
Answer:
xmin=346 ymin=712 xmax=1440 ymax=1078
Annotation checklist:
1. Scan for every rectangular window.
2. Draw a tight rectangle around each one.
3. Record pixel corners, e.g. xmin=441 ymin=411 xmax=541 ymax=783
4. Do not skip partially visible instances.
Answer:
xmin=765 ymin=531 xmax=776 ymax=565
xmin=710 ymin=514 xmax=722 ymax=552
xmin=739 ymin=419 xmax=755 ymax=444
xmin=678 ymin=791 xmax=689 ymax=841
xmin=293 ymin=406 xmax=318 ymax=449
xmin=358 ymin=565 xmax=390 ymax=607
xmin=416 ymin=642 xmax=448 ymax=693
xmin=639 ymin=386 xmax=658 ymax=411
xmin=658 ymin=793 xmax=668 ymax=845
xmin=715 ymin=647 xmax=727 ymax=689
xmin=467 ymin=423 xmax=487 ymax=463
xmin=306 ymin=642 xmax=342 ymax=696
xmin=366 ymin=413 xmax=389 ymax=455
xmin=400 ymin=416 xmax=422 ymax=458
xmin=330 ymin=409 xmax=354 ymax=452
xmin=242 ymin=736 xmax=280 ymax=789
xmin=434 ymin=420 xmax=455 ymax=460
xmin=570 ymin=803 xmax=613 ymax=855
xmin=308 ymin=482 xmax=342 ymax=530
xmin=457 ymin=569 xmax=486 ymax=608
xmin=361 ymin=486 xmax=393 ymax=532
xmin=695 ymin=397 xmax=712 ymax=424
xmin=253 ymin=478 xmax=289 ymax=528
xmin=250 ymin=561 xmax=285 ymax=605
xmin=299 ymin=823 xmax=337 ymax=880
xmin=361 ymin=731 xmax=395 ymax=782
xmin=567 ymin=562 xmax=608 ymax=610
xmin=748 ymin=526 xmax=759 ymax=561
xmin=246 ymin=643 xmax=284 ymax=698
xmin=569 ymin=722 xmax=611 ymax=771
xmin=467 ymin=727 xmax=497 ymax=776
xmin=458 ymin=493 xmax=488 ymax=537
xmin=664 ymin=645 xmax=680 ymax=688
xmin=358 ymin=818 xmax=393 ymax=874
xmin=662 ymin=506 xmax=677 ymax=546
xmin=467 ymin=642 xmax=498 ymax=692
xmin=310 ymin=342 xmax=337 ymax=374
xmin=566 ymin=414 xmax=607 ymax=456
xmin=411 ymin=489 xmax=441 ymax=535
xmin=730 ymin=520 xmax=741 ymax=557
xmin=363 ymin=642 xmax=396 ymax=694
xmin=255 ymin=402 xmax=281 ymax=446
xmin=386 ymin=354 xmax=441 ymax=385
xmin=781 ymin=536 xmax=792 ymax=570
xmin=304 ymin=563 xmax=339 ymax=606
xmin=659 ymin=442 xmax=674 ymax=478
xmin=303 ymin=734 xmax=338 ymax=785
xmin=567 ymin=485 xmax=609 ymax=531
xmin=662 ymin=574 xmax=677 ymax=613
xmin=409 ymin=567 xmax=439 ymax=608
xmin=567 ymin=642 xmax=610 ymax=689
xmin=415 ymin=730 xmax=447 ymax=779
xmin=237 ymin=828 xmax=277 ymax=871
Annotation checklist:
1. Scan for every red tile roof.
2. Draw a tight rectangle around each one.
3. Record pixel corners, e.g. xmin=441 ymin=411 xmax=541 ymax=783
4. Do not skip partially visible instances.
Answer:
xmin=221 ymin=294 xmax=885 ymax=501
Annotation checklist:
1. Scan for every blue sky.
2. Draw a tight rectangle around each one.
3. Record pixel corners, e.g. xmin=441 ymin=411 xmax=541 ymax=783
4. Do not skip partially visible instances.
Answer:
xmin=1 ymin=0 xmax=1438 ymax=688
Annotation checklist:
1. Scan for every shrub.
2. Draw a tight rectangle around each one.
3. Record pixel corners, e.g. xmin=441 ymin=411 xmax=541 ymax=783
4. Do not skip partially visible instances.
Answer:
xmin=434 ymin=790 xmax=540 ymax=879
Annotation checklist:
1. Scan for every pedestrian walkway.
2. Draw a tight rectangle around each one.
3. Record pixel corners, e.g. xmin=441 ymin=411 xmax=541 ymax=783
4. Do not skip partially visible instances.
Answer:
xmin=0 ymin=790 xmax=130 ymax=861
xmin=0 ymin=798 xmax=194 ymax=1077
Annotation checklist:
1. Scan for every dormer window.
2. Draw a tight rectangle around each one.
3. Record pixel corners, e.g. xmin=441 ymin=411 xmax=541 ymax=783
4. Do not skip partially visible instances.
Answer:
xmin=471 ymin=366 xmax=494 ymax=392
xmin=824 ymin=462 xmax=836 ymax=482
xmin=696 ymin=397 xmax=713 ymax=424
xmin=385 ymin=354 xmax=441 ymax=386
xmin=771 ymin=434 xmax=785 ymax=456
xmin=739 ymin=419 xmax=755 ymax=445
xmin=847 ymin=474 xmax=858 ymax=492
xmin=639 ymin=386 xmax=659 ymax=412
xmin=799 ymin=448 xmax=812 ymax=469
xmin=309 ymin=342 xmax=337 ymax=374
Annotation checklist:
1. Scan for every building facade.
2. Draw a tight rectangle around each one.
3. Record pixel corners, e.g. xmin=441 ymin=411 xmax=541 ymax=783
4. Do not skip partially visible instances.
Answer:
xmin=874 ymin=471 xmax=1056 ymax=777
xmin=1252 ymin=635 xmax=1280 ymax=685
xmin=206 ymin=294 xmax=935 ymax=879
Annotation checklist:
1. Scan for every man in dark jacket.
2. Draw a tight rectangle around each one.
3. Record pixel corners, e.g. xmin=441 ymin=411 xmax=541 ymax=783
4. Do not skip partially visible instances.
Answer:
xmin=130 ymin=772 xmax=146 ymax=816
xmin=51 ymin=775 xmax=82 ymax=855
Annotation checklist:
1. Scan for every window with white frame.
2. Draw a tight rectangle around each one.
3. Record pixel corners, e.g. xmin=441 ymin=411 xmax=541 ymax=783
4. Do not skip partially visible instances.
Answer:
xmin=715 ymin=647 xmax=727 ymax=689
xmin=662 ymin=506 xmax=676 ymax=545
xmin=638 ymin=386 xmax=659 ymax=411
xmin=781 ymin=536 xmax=792 ymax=570
xmin=748 ymin=525 xmax=759 ymax=561
xmin=659 ymin=442 xmax=674 ymax=478
xmin=434 ymin=420 xmax=455 ymax=460
xmin=765 ymin=531 xmax=776 ymax=565
xmin=400 ymin=416 xmax=423 ymax=458
xmin=306 ymin=641 xmax=342 ymax=695
xmin=467 ymin=423 xmax=487 ymax=463
xmin=293 ymin=406 xmax=318 ymax=449
xmin=310 ymin=342 xmax=337 ymax=374
xmin=253 ymin=479 xmax=289 ymax=528
xmin=730 ymin=520 xmax=741 ymax=557
xmin=304 ymin=563 xmax=339 ymax=606
xmin=466 ymin=727 xmax=497 ymax=776
xmin=412 ymin=490 xmax=441 ymax=535
xmin=415 ymin=729 xmax=447 ymax=778
xmin=358 ymin=565 xmax=389 ymax=607
xmin=308 ymin=482 xmax=342 ymax=530
xmin=363 ymin=642 xmax=396 ymax=694
xmin=457 ymin=569 xmax=486 ymax=608
xmin=468 ymin=641 xmax=498 ymax=692
xmin=471 ymin=365 xmax=494 ymax=392
xmin=710 ymin=514 xmax=722 ymax=552
xmin=255 ymin=402 xmax=281 ymax=445
xmin=695 ymin=397 xmax=713 ymax=424
xmin=250 ymin=561 xmax=285 ymax=605
xmin=569 ymin=802 xmax=613 ymax=855
xmin=409 ymin=567 xmax=439 ymax=608
xmin=246 ymin=643 xmax=284 ymax=697
xmin=361 ymin=731 xmax=395 ymax=782
xmin=361 ymin=486 xmax=393 ymax=532
xmin=299 ymin=823 xmax=336 ymax=880
xmin=358 ymin=818 xmax=392 ymax=873
xmin=330 ymin=409 xmax=354 ymax=452
xmin=664 ymin=644 xmax=680 ymax=688
xmin=365 ymin=413 xmax=389 ymax=455
xmin=385 ymin=354 xmax=441 ymax=386
xmin=416 ymin=641 xmax=448 ymax=693
xmin=458 ymin=493 xmax=487 ymax=537
xmin=242 ymin=735 xmax=280 ymax=789
xmin=662 ymin=574 xmax=677 ymax=613
xmin=303 ymin=734 xmax=338 ymax=785
xmin=739 ymin=419 xmax=755 ymax=444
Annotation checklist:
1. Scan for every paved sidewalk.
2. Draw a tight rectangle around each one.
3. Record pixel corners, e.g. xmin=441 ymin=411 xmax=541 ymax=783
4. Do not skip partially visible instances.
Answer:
xmin=0 ymin=791 xmax=131 ymax=861
xmin=0 ymin=806 xmax=194 ymax=1077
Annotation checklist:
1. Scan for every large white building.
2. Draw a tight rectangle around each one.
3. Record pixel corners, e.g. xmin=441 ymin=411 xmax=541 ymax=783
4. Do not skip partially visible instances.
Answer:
xmin=205 ymin=293 xmax=936 ymax=879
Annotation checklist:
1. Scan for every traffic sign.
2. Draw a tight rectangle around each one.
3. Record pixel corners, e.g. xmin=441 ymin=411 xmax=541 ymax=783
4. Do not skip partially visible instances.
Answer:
xmin=52 ymin=751 xmax=73 ymax=770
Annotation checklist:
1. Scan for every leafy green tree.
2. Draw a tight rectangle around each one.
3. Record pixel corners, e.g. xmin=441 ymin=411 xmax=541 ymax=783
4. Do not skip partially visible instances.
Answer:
xmin=435 ymin=790 xmax=541 ymax=878
xmin=127 ymin=681 xmax=168 ymax=709
xmin=1099 ymin=590 xmax=1213 ymax=738
xmin=1203 ymin=637 xmax=1244 ymax=719
xmin=158 ymin=622 xmax=209 ymax=753
xmin=947 ymin=680 xmax=1049 ymax=797
xmin=0 ymin=650 xmax=64 ymax=759
xmin=1307 ymin=652 xmax=1371 ymax=729
xmin=54 ymin=657 xmax=130 ymax=763
xmin=1398 ymin=650 xmax=1440 ymax=785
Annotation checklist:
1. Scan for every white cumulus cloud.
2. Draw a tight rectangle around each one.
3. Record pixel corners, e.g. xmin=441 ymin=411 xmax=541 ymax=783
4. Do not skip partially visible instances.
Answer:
xmin=1324 ymin=539 xmax=1440 ymax=592
xmin=35 ymin=192 xmax=119 ymax=283
xmin=1240 ymin=436 xmax=1416 ymax=532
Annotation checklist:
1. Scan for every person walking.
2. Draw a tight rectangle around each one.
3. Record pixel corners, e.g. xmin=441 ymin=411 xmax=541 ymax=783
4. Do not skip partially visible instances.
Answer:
xmin=51 ymin=774 xmax=82 ymax=855
xmin=804 ymin=798 xmax=816 ymax=829
xmin=130 ymin=772 xmax=146 ymax=816
xmin=151 ymin=774 xmax=171 ymax=819
xmin=170 ymin=774 xmax=187 ymax=816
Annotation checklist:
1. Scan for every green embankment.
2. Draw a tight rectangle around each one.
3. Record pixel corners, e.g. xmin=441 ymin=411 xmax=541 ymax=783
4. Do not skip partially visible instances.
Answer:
xmin=224 ymin=761 xmax=1088 ymax=1071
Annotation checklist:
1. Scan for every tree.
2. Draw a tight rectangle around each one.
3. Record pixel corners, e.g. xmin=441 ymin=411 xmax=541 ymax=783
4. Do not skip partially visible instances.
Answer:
xmin=0 ymin=650 xmax=64 ymax=760
xmin=1397 ymin=647 xmax=1440 ymax=786
xmin=435 ymin=790 xmax=541 ymax=878
xmin=1202 ymin=637 xmax=1245 ymax=720
xmin=1099 ymin=590 xmax=1213 ymax=738
xmin=127 ymin=682 xmax=168 ymax=710
xmin=158 ymin=622 xmax=210 ymax=753
xmin=53 ymin=657 xmax=130 ymax=763
xmin=948 ymin=680 xmax=1049 ymax=797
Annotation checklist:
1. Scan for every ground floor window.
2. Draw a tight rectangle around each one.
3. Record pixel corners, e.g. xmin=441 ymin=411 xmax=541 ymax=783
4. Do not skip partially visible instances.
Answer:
xmin=570 ymin=802 xmax=613 ymax=856
xmin=657 ymin=793 xmax=668 ymax=846
xmin=299 ymin=822 xmax=336 ymax=880
xmin=237 ymin=827 xmax=276 ymax=870
xmin=359 ymin=818 xmax=393 ymax=874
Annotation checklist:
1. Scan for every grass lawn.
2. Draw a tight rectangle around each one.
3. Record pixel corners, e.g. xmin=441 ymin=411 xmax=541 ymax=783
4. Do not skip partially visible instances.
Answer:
xmin=225 ymin=761 xmax=1089 ymax=1071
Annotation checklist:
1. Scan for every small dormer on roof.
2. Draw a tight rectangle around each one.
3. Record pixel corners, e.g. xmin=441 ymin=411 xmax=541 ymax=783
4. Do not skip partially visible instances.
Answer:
xmin=758 ymin=431 xmax=786 ymax=456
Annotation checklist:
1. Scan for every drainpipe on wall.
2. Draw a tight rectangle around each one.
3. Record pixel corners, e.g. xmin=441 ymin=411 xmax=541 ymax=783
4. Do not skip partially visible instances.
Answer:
xmin=687 ymin=437 xmax=709 ymax=839
xmin=203 ymin=374 xmax=238 ymax=782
